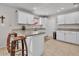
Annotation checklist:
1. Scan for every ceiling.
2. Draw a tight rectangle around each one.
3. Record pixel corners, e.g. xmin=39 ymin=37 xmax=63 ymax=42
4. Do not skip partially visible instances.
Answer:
xmin=0 ymin=3 xmax=79 ymax=16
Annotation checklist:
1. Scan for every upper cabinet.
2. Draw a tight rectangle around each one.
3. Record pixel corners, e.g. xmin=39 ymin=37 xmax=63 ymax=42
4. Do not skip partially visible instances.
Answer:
xmin=57 ymin=15 xmax=65 ymax=24
xmin=74 ymin=12 xmax=79 ymax=24
xmin=65 ymin=13 xmax=76 ymax=24
xmin=17 ymin=10 xmax=34 ymax=24
xmin=17 ymin=10 xmax=43 ymax=26
xmin=57 ymin=11 xmax=79 ymax=25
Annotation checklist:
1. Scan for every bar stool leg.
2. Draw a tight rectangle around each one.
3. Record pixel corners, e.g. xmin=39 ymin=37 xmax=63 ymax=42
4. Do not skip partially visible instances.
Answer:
xmin=16 ymin=41 xmax=19 ymax=50
xmin=11 ymin=41 xmax=16 ymax=56
xmin=24 ymin=39 xmax=28 ymax=56
xmin=10 ymin=36 xmax=28 ymax=56
xmin=21 ymin=40 xmax=24 ymax=56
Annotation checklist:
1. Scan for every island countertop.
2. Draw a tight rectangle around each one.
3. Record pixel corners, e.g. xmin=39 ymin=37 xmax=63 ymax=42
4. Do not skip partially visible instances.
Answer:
xmin=10 ymin=27 xmax=45 ymax=37
xmin=12 ymin=27 xmax=46 ymax=31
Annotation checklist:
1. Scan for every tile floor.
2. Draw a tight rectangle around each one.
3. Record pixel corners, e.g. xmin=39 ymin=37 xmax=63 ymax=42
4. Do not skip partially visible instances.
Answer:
xmin=0 ymin=39 xmax=79 ymax=56
xmin=44 ymin=39 xmax=79 ymax=56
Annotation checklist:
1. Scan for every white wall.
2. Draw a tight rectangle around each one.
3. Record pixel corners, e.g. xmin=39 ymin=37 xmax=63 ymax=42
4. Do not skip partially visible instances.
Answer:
xmin=44 ymin=16 xmax=57 ymax=38
xmin=0 ymin=5 xmax=17 ymax=48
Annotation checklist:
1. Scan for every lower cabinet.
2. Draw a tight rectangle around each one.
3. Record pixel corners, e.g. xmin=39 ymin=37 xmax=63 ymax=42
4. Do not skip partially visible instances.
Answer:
xmin=57 ymin=31 xmax=79 ymax=45
xmin=64 ymin=31 xmax=76 ymax=44
xmin=57 ymin=31 xmax=64 ymax=41
xmin=76 ymin=32 xmax=79 ymax=44
xmin=25 ymin=35 xmax=45 ymax=56
xmin=31 ymin=35 xmax=44 ymax=56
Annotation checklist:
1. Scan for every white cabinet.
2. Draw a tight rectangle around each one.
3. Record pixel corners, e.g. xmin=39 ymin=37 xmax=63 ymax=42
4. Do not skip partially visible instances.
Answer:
xmin=57 ymin=31 xmax=64 ymax=41
xmin=57 ymin=15 xmax=64 ymax=24
xmin=65 ymin=31 xmax=73 ymax=42
xmin=74 ymin=12 xmax=79 ymax=24
xmin=18 ymin=10 xmax=34 ymax=24
xmin=0 ymin=39 xmax=1 ymax=48
xmin=57 ymin=11 xmax=79 ymax=24
xmin=57 ymin=31 xmax=77 ymax=44
xmin=64 ymin=31 xmax=76 ymax=43
xmin=65 ymin=13 xmax=76 ymax=24
xmin=71 ymin=32 xmax=77 ymax=44
xmin=26 ymin=34 xmax=45 ymax=56
xmin=76 ymin=32 xmax=79 ymax=44
xmin=64 ymin=14 xmax=69 ymax=24
xmin=57 ymin=12 xmax=79 ymax=45
xmin=32 ymin=35 xmax=44 ymax=56
xmin=26 ymin=37 xmax=32 ymax=56
xmin=70 ymin=13 xmax=76 ymax=24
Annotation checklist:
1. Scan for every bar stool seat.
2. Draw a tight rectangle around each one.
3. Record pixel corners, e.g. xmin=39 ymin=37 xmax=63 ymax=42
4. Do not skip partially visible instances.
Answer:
xmin=14 ymin=36 xmax=25 ymax=41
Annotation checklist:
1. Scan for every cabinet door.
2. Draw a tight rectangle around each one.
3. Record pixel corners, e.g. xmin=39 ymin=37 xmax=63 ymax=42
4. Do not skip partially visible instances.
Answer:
xmin=76 ymin=32 xmax=79 ymax=44
xmin=0 ymin=39 xmax=1 ymax=48
xmin=32 ymin=35 xmax=44 ymax=56
xmin=57 ymin=15 xmax=64 ymax=24
xmin=64 ymin=31 xmax=70 ymax=42
xmin=57 ymin=31 xmax=60 ymax=40
xmin=64 ymin=14 xmax=70 ymax=24
xmin=70 ymin=31 xmax=76 ymax=43
xmin=65 ymin=13 xmax=76 ymax=24
xmin=65 ymin=31 xmax=76 ymax=43
xmin=57 ymin=31 xmax=64 ymax=41
xmin=74 ymin=12 xmax=79 ymax=24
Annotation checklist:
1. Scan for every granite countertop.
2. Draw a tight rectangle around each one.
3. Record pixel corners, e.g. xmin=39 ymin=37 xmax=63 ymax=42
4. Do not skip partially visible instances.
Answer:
xmin=25 ymin=32 xmax=45 ymax=37
xmin=12 ymin=27 xmax=46 ymax=31
xmin=10 ymin=27 xmax=45 ymax=37
xmin=10 ymin=31 xmax=45 ymax=37
xmin=57 ymin=28 xmax=79 ymax=32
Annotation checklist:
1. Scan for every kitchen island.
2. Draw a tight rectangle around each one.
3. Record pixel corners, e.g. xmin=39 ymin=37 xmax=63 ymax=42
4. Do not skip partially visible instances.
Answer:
xmin=10 ymin=27 xmax=45 ymax=56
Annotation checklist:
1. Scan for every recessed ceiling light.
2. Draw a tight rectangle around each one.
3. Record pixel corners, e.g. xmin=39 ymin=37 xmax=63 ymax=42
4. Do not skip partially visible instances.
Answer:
xmin=57 ymin=10 xmax=60 ymax=12
xmin=33 ymin=7 xmax=37 ymax=10
xmin=74 ymin=5 xmax=78 ymax=7
xmin=61 ymin=8 xmax=64 ymax=10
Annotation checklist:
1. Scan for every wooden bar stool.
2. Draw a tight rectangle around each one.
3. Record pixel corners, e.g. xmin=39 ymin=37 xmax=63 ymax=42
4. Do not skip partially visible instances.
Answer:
xmin=7 ymin=32 xmax=17 ymax=53
xmin=10 ymin=36 xmax=28 ymax=56
xmin=7 ymin=33 xmax=28 ymax=56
